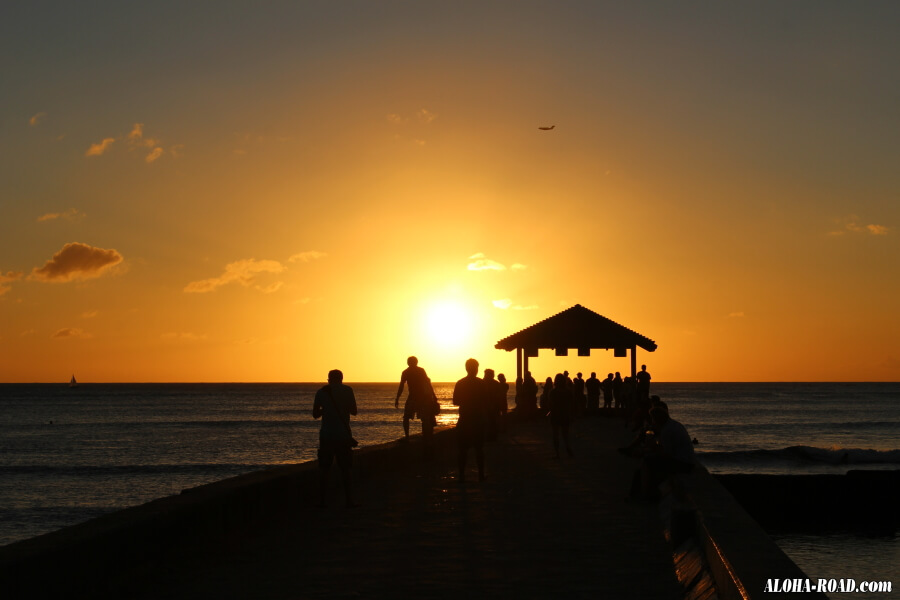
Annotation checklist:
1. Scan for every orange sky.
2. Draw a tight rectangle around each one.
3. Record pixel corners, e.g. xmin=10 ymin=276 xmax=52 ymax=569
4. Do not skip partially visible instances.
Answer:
xmin=2 ymin=2 xmax=898 ymax=382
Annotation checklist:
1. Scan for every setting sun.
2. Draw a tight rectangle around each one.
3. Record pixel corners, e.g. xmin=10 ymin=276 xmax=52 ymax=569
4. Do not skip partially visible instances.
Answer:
xmin=423 ymin=301 xmax=473 ymax=349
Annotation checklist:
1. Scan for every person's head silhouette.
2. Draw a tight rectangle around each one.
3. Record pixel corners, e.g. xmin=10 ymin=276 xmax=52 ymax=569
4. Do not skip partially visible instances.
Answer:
xmin=328 ymin=369 xmax=343 ymax=384
xmin=465 ymin=358 xmax=479 ymax=376
xmin=408 ymin=356 xmax=419 ymax=367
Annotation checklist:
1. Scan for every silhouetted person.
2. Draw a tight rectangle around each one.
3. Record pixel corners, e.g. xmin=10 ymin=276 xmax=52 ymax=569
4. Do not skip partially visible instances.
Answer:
xmin=519 ymin=370 xmax=539 ymax=416
xmin=585 ymin=372 xmax=601 ymax=412
xmin=623 ymin=376 xmax=636 ymax=411
xmin=612 ymin=372 xmax=624 ymax=408
xmin=573 ymin=372 xmax=586 ymax=415
xmin=539 ymin=376 xmax=553 ymax=416
xmin=548 ymin=373 xmax=574 ymax=458
xmin=313 ymin=369 xmax=358 ymax=507
xmin=453 ymin=358 xmax=488 ymax=482
xmin=636 ymin=364 xmax=651 ymax=403
xmin=628 ymin=406 xmax=695 ymax=502
xmin=483 ymin=369 xmax=503 ymax=441
xmin=497 ymin=373 xmax=509 ymax=430
xmin=601 ymin=373 xmax=614 ymax=409
xmin=395 ymin=356 xmax=438 ymax=443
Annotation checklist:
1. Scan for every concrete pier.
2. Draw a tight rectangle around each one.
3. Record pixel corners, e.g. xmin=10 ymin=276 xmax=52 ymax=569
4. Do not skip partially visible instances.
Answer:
xmin=0 ymin=415 xmax=820 ymax=599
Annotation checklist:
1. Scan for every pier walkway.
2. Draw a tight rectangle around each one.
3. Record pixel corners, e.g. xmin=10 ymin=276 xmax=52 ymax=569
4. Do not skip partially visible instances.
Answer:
xmin=132 ymin=416 xmax=683 ymax=599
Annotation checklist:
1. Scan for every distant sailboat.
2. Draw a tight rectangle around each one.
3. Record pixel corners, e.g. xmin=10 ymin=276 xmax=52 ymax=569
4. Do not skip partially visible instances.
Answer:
xmin=69 ymin=374 xmax=77 ymax=387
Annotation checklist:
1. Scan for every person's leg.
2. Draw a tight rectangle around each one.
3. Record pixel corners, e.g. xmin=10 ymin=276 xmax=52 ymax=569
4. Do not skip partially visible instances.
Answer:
xmin=475 ymin=438 xmax=485 ymax=481
xmin=457 ymin=431 xmax=468 ymax=481
xmin=402 ymin=416 xmax=410 ymax=438
xmin=552 ymin=423 xmax=560 ymax=458
xmin=336 ymin=448 xmax=356 ymax=507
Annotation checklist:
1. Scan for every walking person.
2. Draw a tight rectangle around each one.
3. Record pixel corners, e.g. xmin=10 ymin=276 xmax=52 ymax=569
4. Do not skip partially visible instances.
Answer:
xmin=548 ymin=373 xmax=574 ymax=458
xmin=313 ymin=369 xmax=358 ymax=508
xmin=453 ymin=358 xmax=488 ymax=483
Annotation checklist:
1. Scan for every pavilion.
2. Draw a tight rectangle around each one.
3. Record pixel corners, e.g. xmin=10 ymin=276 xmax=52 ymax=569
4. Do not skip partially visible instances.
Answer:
xmin=494 ymin=304 xmax=657 ymax=381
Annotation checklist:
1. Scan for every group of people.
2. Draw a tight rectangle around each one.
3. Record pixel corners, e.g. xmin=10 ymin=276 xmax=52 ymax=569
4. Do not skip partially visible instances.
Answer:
xmin=312 ymin=360 xmax=693 ymax=507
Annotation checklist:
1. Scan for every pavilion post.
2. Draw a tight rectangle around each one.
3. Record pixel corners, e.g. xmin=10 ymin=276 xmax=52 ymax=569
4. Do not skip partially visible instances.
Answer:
xmin=631 ymin=345 xmax=637 ymax=378
xmin=516 ymin=347 xmax=523 ymax=382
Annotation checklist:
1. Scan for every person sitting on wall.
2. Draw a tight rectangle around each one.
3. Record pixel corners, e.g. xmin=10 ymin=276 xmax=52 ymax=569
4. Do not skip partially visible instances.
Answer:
xmin=627 ymin=405 xmax=695 ymax=502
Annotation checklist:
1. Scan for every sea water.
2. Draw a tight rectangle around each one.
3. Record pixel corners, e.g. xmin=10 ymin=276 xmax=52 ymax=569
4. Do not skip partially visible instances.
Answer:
xmin=1 ymin=382 xmax=897 ymax=594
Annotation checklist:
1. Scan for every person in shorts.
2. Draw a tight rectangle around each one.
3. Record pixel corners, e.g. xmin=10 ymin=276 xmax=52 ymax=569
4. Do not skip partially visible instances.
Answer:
xmin=313 ymin=369 xmax=358 ymax=507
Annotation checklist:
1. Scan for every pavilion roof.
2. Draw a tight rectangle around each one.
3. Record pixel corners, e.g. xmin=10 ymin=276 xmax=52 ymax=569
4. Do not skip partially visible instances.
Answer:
xmin=494 ymin=304 xmax=657 ymax=353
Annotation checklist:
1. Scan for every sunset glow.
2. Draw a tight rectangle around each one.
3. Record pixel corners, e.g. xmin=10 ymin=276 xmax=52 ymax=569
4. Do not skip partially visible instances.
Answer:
xmin=2 ymin=3 xmax=898 ymax=383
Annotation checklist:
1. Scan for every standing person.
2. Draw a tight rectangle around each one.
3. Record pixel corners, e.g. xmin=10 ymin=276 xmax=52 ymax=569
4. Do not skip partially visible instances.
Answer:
xmin=453 ymin=358 xmax=488 ymax=483
xmin=539 ymin=376 xmax=553 ymax=416
xmin=601 ymin=373 xmax=614 ymax=409
xmin=313 ymin=369 xmax=358 ymax=508
xmin=522 ymin=371 xmax=539 ymax=415
xmin=628 ymin=406 xmax=695 ymax=501
xmin=573 ymin=372 xmax=586 ymax=415
xmin=549 ymin=373 xmax=574 ymax=458
xmin=585 ymin=372 xmax=601 ymax=413
xmin=612 ymin=372 xmax=624 ymax=409
xmin=497 ymin=373 xmax=509 ymax=430
xmin=636 ymin=364 xmax=652 ymax=404
xmin=395 ymin=356 xmax=437 ymax=440
xmin=483 ymin=369 xmax=501 ymax=441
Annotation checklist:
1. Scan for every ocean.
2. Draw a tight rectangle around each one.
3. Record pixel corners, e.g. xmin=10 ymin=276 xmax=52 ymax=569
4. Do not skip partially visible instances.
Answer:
xmin=1 ymin=382 xmax=897 ymax=594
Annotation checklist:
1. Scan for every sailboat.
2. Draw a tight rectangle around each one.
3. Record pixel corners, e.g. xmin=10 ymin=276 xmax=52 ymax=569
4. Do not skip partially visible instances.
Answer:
xmin=69 ymin=374 xmax=77 ymax=387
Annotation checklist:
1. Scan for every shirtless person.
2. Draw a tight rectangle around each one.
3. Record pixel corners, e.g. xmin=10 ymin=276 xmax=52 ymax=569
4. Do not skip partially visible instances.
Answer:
xmin=395 ymin=356 xmax=438 ymax=447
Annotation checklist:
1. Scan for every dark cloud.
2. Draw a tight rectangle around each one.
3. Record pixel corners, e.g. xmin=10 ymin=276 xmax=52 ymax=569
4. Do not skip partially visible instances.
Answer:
xmin=29 ymin=242 xmax=123 ymax=283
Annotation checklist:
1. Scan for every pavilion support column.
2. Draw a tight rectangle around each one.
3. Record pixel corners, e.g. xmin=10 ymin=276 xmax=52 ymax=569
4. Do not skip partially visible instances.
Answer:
xmin=516 ymin=348 xmax=523 ymax=382
xmin=631 ymin=345 xmax=637 ymax=378
xmin=524 ymin=354 xmax=529 ymax=379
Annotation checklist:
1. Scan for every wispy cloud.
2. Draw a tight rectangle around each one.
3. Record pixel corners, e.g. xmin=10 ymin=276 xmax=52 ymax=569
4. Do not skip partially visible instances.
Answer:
xmin=828 ymin=218 xmax=890 ymax=236
xmin=493 ymin=299 xmax=538 ymax=310
xmin=52 ymin=327 xmax=90 ymax=339
xmin=145 ymin=147 xmax=164 ymax=163
xmin=468 ymin=253 xmax=506 ymax=271
xmin=256 ymin=281 xmax=284 ymax=294
xmin=0 ymin=271 xmax=23 ymax=296
xmin=37 ymin=208 xmax=84 ymax=223
xmin=85 ymin=138 xmax=116 ymax=157
xmin=29 ymin=112 xmax=47 ymax=126
xmin=417 ymin=108 xmax=437 ymax=124
xmin=184 ymin=259 xmax=285 ymax=293
xmin=129 ymin=122 xmax=167 ymax=163
xmin=81 ymin=310 xmax=99 ymax=319
xmin=728 ymin=311 xmax=746 ymax=318
xmin=288 ymin=250 xmax=327 ymax=263
xmin=161 ymin=332 xmax=207 ymax=342
xmin=29 ymin=243 xmax=123 ymax=283
xmin=511 ymin=263 xmax=528 ymax=271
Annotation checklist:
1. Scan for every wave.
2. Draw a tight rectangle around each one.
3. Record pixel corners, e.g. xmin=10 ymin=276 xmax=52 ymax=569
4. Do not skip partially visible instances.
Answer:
xmin=698 ymin=446 xmax=900 ymax=466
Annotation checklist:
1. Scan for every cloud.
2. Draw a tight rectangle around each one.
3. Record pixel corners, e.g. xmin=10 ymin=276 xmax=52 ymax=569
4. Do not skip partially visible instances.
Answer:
xmin=145 ymin=147 xmax=164 ymax=163
xmin=0 ymin=271 xmax=23 ymax=296
xmin=161 ymin=332 xmax=207 ymax=342
xmin=184 ymin=258 xmax=285 ymax=293
xmin=417 ymin=108 xmax=437 ymax=124
xmin=29 ymin=112 xmax=47 ymax=126
xmin=386 ymin=114 xmax=406 ymax=125
xmin=129 ymin=122 xmax=166 ymax=163
xmin=288 ymin=250 xmax=327 ymax=263
xmin=511 ymin=263 xmax=528 ymax=271
xmin=829 ymin=218 xmax=890 ymax=236
xmin=81 ymin=310 xmax=99 ymax=319
xmin=256 ymin=281 xmax=284 ymax=294
xmin=467 ymin=253 xmax=506 ymax=271
xmin=29 ymin=242 xmax=124 ymax=283
xmin=37 ymin=208 xmax=84 ymax=222
xmin=728 ymin=312 xmax=746 ymax=318
xmin=52 ymin=327 xmax=90 ymax=339
xmin=493 ymin=298 xmax=538 ymax=310
xmin=85 ymin=138 xmax=116 ymax=157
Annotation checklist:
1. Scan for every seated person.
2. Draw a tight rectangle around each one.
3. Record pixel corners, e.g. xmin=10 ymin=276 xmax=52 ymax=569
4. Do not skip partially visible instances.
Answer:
xmin=628 ymin=406 xmax=695 ymax=501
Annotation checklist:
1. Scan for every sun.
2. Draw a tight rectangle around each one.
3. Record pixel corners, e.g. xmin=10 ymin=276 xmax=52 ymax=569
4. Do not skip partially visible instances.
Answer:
xmin=423 ymin=301 xmax=473 ymax=349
